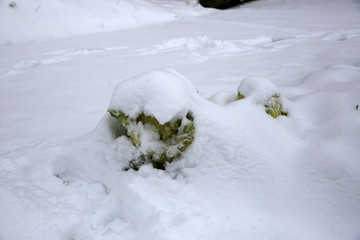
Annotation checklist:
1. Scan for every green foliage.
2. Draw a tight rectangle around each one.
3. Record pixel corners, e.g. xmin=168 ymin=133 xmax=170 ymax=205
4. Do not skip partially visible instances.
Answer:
xmin=237 ymin=92 xmax=245 ymax=100
xmin=237 ymin=92 xmax=288 ymax=118
xmin=264 ymin=94 xmax=288 ymax=118
xmin=109 ymin=110 xmax=195 ymax=170
xmin=136 ymin=113 xmax=182 ymax=141
xmin=356 ymin=105 xmax=359 ymax=110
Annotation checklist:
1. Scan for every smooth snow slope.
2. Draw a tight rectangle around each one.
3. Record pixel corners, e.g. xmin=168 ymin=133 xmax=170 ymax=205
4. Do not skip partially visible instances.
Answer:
xmin=1 ymin=0 xmax=360 ymax=240
xmin=0 ymin=0 xmax=206 ymax=44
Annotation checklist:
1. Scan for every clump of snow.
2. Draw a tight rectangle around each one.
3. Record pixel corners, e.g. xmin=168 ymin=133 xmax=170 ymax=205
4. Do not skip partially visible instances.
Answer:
xmin=208 ymin=77 xmax=289 ymax=118
xmin=237 ymin=76 xmax=279 ymax=103
xmin=237 ymin=76 xmax=288 ymax=118
xmin=108 ymin=69 xmax=199 ymax=124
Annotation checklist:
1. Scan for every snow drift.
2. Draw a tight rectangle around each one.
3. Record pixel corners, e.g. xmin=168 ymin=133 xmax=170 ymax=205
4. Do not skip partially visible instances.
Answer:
xmin=1 ymin=68 xmax=359 ymax=240
xmin=0 ymin=0 xmax=205 ymax=44
xmin=108 ymin=69 xmax=198 ymax=170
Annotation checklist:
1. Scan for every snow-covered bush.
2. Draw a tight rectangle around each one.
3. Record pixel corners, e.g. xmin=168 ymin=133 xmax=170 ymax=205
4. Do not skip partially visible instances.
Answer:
xmin=208 ymin=76 xmax=288 ymax=118
xmin=237 ymin=77 xmax=288 ymax=118
xmin=108 ymin=69 xmax=197 ymax=170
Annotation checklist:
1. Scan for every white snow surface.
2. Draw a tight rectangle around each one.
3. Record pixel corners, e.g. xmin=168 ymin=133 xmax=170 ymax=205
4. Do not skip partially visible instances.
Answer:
xmin=237 ymin=76 xmax=278 ymax=101
xmin=109 ymin=68 xmax=200 ymax=124
xmin=1 ymin=0 xmax=360 ymax=240
xmin=0 ymin=0 xmax=206 ymax=44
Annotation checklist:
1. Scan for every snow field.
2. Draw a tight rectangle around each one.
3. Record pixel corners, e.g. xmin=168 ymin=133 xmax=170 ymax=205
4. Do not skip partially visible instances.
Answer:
xmin=1 ymin=0 xmax=360 ymax=239
xmin=0 ymin=0 xmax=206 ymax=44
xmin=2 ymin=64 xmax=360 ymax=239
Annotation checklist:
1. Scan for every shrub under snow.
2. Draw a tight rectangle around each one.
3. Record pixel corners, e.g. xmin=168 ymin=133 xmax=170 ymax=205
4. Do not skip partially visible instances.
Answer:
xmin=108 ymin=71 xmax=289 ymax=170
xmin=208 ymin=76 xmax=288 ymax=118
xmin=108 ymin=69 xmax=198 ymax=170
xmin=237 ymin=77 xmax=288 ymax=118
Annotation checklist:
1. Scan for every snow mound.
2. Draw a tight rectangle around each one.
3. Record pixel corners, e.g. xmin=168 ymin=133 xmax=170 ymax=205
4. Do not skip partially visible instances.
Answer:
xmin=1 ymin=67 xmax=360 ymax=240
xmin=237 ymin=76 xmax=288 ymax=118
xmin=0 ymin=0 xmax=207 ymax=44
xmin=237 ymin=76 xmax=279 ymax=103
xmin=207 ymin=91 xmax=238 ymax=106
xmin=209 ymin=77 xmax=289 ymax=118
xmin=109 ymin=69 xmax=199 ymax=124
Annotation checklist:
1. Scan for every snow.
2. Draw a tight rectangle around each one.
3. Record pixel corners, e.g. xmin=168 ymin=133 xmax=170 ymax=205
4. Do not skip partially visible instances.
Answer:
xmin=139 ymin=36 xmax=246 ymax=58
xmin=0 ymin=0 xmax=206 ymax=44
xmin=108 ymin=68 xmax=199 ymax=124
xmin=208 ymin=91 xmax=237 ymax=106
xmin=1 ymin=0 xmax=360 ymax=240
xmin=237 ymin=76 xmax=277 ymax=101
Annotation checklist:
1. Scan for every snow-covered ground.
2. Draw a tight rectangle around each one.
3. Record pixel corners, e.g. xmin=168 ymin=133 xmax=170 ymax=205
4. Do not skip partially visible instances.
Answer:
xmin=1 ymin=0 xmax=360 ymax=239
xmin=0 ymin=0 xmax=205 ymax=44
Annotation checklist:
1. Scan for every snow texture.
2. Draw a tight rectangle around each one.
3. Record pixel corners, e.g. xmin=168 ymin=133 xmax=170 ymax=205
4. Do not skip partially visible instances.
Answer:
xmin=0 ymin=0 xmax=207 ymax=44
xmin=108 ymin=69 xmax=200 ymax=124
xmin=1 ymin=0 xmax=360 ymax=240
xmin=237 ymin=76 xmax=278 ymax=102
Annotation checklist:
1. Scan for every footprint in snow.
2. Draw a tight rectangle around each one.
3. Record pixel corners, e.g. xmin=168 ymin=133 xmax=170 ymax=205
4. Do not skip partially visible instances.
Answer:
xmin=0 ymin=48 xmax=106 ymax=76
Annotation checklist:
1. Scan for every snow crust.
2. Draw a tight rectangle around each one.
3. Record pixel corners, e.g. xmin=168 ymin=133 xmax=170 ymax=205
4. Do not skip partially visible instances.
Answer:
xmin=1 ymin=0 xmax=360 ymax=240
